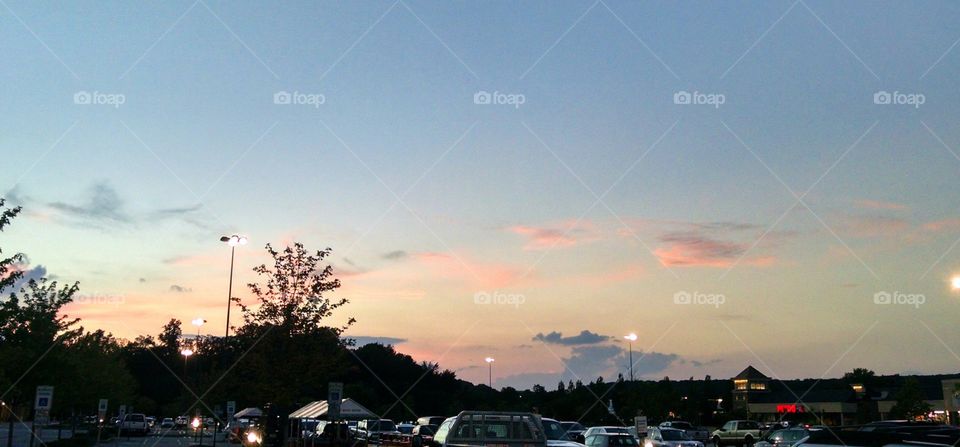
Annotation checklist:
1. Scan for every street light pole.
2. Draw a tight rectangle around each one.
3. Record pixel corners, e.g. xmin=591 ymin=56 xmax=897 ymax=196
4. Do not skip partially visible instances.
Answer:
xmin=485 ymin=357 xmax=495 ymax=388
xmin=220 ymin=235 xmax=247 ymax=337
xmin=624 ymin=333 xmax=637 ymax=382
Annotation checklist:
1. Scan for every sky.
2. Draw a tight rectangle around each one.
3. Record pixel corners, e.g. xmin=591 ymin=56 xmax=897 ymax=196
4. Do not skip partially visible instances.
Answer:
xmin=3 ymin=0 xmax=960 ymax=390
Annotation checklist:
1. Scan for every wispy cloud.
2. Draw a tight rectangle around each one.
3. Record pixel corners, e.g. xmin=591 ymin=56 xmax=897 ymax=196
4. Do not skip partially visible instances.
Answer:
xmin=348 ymin=336 xmax=408 ymax=346
xmin=382 ymin=250 xmax=408 ymax=261
xmin=506 ymin=220 xmax=598 ymax=251
xmin=855 ymin=199 xmax=908 ymax=211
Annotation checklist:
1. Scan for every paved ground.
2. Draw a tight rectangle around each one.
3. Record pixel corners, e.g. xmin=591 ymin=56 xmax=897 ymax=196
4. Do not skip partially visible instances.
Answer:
xmin=0 ymin=425 xmax=225 ymax=447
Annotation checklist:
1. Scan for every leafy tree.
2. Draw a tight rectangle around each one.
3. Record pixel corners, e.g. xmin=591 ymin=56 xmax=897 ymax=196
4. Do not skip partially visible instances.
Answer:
xmin=889 ymin=378 xmax=931 ymax=419
xmin=843 ymin=368 xmax=876 ymax=385
xmin=236 ymin=243 xmax=354 ymax=336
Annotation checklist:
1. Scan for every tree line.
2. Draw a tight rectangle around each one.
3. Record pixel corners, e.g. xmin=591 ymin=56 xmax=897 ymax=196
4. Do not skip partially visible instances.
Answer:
xmin=0 ymin=198 xmax=938 ymax=427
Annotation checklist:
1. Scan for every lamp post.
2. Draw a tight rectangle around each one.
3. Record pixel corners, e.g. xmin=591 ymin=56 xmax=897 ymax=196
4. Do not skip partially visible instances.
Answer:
xmin=485 ymin=357 xmax=495 ymax=388
xmin=181 ymin=348 xmax=193 ymax=379
xmin=624 ymin=333 xmax=637 ymax=382
xmin=220 ymin=235 xmax=247 ymax=337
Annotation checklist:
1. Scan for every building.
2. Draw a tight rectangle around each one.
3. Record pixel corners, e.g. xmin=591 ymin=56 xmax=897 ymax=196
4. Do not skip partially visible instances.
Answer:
xmin=730 ymin=366 xmax=960 ymax=425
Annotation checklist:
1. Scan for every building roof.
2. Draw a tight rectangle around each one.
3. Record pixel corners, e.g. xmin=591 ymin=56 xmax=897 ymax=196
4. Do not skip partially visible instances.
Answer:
xmin=734 ymin=366 xmax=769 ymax=381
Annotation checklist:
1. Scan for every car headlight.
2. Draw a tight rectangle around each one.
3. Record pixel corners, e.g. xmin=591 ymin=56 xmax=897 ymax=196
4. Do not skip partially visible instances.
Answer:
xmin=247 ymin=431 xmax=261 ymax=444
xmin=645 ymin=442 xmax=654 ymax=447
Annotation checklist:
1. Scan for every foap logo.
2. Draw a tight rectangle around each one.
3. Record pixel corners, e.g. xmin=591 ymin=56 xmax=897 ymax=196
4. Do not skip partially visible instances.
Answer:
xmin=873 ymin=290 xmax=925 ymax=308
xmin=273 ymin=90 xmax=325 ymax=108
xmin=73 ymin=90 xmax=126 ymax=108
xmin=473 ymin=90 xmax=525 ymax=109
xmin=473 ymin=290 xmax=525 ymax=308
xmin=73 ymin=293 xmax=125 ymax=306
xmin=673 ymin=290 xmax=726 ymax=308
xmin=873 ymin=90 xmax=925 ymax=108
xmin=673 ymin=90 xmax=725 ymax=108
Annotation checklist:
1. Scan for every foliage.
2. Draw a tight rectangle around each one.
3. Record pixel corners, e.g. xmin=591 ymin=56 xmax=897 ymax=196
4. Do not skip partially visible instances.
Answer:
xmin=889 ymin=378 xmax=932 ymax=419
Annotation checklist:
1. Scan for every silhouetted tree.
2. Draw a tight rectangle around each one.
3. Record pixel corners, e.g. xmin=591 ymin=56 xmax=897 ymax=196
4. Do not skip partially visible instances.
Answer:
xmin=890 ymin=378 xmax=931 ymax=419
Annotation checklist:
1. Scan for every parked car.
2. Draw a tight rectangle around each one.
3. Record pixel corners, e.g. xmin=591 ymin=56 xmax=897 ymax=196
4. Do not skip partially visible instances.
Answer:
xmin=644 ymin=428 xmax=703 ymax=447
xmin=119 ymin=413 xmax=150 ymax=436
xmin=417 ymin=417 xmax=447 ymax=428
xmin=712 ymin=421 xmax=762 ymax=446
xmin=412 ymin=424 xmax=437 ymax=447
xmin=562 ymin=422 xmax=588 ymax=443
xmin=754 ymin=428 xmax=810 ymax=447
xmin=175 ymin=416 xmax=188 ymax=428
xmin=659 ymin=422 xmax=709 ymax=443
xmin=585 ymin=433 xmax=640 ymax=447
xmin=585 ymin=427 xmax=633 ymax=438
xmin=542 ymin=418 xmax=586 ymax=447
xmin=797 ymin=424 xmax=960 ymax=447
xmin=358 ymin=418 xmax=401 ymax=443
xmin=398 ymin=423 xmax=416 ymax=435
xmin=432 ymin=411 xmax=546 ymax=447
xmin=160 ymin=418 xmax=175 ymax=429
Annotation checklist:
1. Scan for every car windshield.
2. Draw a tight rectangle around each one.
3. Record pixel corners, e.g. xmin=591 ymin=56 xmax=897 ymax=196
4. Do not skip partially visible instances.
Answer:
xmin=608 ymin=435 xmax=639 ymax=446
xmin=399 ymin=425 xmax=414 ymax=434
xmin=562 ymin=422 xmax=585 ymax=431
xmin=418 ymin=426 xmax=436 ymax=435
xmin=661 ymin=430 xmax=689 ymax=441
xmin=543 ymin=420 xmax=572 ymax=440
xmin=371 ymin=420 xmax=396 ymax=431
xmin=668 ymin=423 xmax=693 ymax=430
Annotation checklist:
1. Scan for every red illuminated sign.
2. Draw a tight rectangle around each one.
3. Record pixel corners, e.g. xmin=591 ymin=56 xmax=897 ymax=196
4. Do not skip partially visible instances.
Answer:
xmin=776 ymin=404 xmax=805 ymax=413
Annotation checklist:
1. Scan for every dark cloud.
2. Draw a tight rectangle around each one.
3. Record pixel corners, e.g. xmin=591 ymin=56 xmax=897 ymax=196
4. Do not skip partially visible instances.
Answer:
xmin=498 ymin=345 xmax=680 ymax=390
xmin=169 ymin=285 xmax=192 ymax=293
xmin=349 ymin=336 xmax=407 ymax=347
xmin=382 ymin=250 xmax=408 ymax=261
xmin=689 ymin=359 xmax=722 ymax=368
xmin=10 ymin=263 xmax=48 ymax=290
xmin=532 ymin=330 xmax=609 ymax=345
xmin=139 ymin=278 xmax=147 ymax=283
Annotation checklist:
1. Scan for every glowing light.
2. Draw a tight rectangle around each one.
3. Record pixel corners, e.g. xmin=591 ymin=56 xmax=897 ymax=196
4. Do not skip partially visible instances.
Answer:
xmin=485 ymin=357 xmax=495 ymax=363
xmin=951 ymin=276 xmax=960 ymax=290
xmin=624 ymin=333 xmax=638 ymax=342
xmin=192 ymin=318 xmax=206 ymax=327
xmin=191 ymin=417 xmax=200 ymax=429
xmin=181 ymin=349 xmax=193 ymax=357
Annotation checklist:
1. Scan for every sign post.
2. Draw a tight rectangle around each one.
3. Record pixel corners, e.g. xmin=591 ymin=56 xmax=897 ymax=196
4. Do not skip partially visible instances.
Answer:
xmin=34 ymin=386 xmax=54 ymax=424
xmin=328 ymin=383 xmax=343 ymax=421
xmin=226 ymin=401 xmax=236 ymax=424
xmin=634 ymin=416 xmax=648 ymax=437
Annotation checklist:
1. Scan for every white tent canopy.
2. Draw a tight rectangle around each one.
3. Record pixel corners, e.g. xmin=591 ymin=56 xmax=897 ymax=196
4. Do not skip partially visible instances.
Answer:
xmin=235 ymin=407 xmax=264 ymax=418
xmin=289 ymin=398 xmax=376 ymax=419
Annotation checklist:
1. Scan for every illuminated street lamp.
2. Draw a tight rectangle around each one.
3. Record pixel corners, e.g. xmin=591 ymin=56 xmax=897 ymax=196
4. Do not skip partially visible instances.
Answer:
xmin=181 ymin=348 xmax=193 ymax=378
xmin=624 ymin=333 xmax=637 ymax=382
xmin=951 ymin=276 xmax=960 ymax=291
xmin=220 ymin=234 xmax=248 ymax=337
xmin=485 ymin=357 xmax=495 ymax=388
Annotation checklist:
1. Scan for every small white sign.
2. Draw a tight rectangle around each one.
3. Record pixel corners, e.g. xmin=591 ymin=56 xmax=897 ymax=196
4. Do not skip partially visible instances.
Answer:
xmin=34 ymin=386 xmax=54 ymax=410
xmin=328 ymin=382 xmax=344 ymax=419
xmin=634 ymin=416 xmax=648 ymax=436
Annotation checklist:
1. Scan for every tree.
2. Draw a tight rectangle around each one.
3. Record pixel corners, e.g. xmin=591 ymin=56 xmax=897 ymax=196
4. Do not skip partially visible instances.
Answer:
xmin=237 ymin=243 xmax=353 ymax=335
xmin=843 ymin=368 xmax=876 ymax=385
xmin=889 ymin=378 xmax=931 ymax=419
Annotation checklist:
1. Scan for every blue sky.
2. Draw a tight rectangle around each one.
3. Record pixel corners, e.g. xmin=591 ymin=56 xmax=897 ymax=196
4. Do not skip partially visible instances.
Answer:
xmin=3 ymin=0 xmax=960 ymax=389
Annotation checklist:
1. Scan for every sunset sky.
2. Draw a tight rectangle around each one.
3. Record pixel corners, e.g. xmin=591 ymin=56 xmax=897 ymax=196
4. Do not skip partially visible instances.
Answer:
xmin=3 ymin=1 xmax=960 ymax=389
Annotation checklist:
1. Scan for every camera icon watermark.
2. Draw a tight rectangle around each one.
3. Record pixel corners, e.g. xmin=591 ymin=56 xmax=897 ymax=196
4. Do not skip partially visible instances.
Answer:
xmin=873 ymin=90 xmax=924 ymax=108
xmin=274 ymin=90 xmax=325 ymax=108
xmin=474 ymin=290 xmax=525 ymax=308
xmin=73 ymin=292 xmax=125 ymax=306
xmin=673 ymin=90 xmax=725 ymax=108
xmin=673 ymin=290 xmax=725 ymax=308
xmin=74 ymin=90 xmax=126 ymax=109
xmin=473 ymin=90 xmax=525 ymax=109
xmin=873 ymin=290 xmax=925 ymax=308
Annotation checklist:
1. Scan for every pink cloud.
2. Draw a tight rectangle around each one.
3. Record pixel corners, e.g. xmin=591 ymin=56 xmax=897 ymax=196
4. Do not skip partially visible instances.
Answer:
xmin=838 ymin=215 xmax=911 ymax=238
xmin=922 ymin=218 xmax=960 ymax=233
xmin=653 ymin=233 xmax=775 ymax=268
xmin=507 ymin=220 xmax=598 ymax=251
xmin=414 ymin=252 xmax=528 ymax=289
xmin=855 ymin=199 xmax=908 ymax=211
